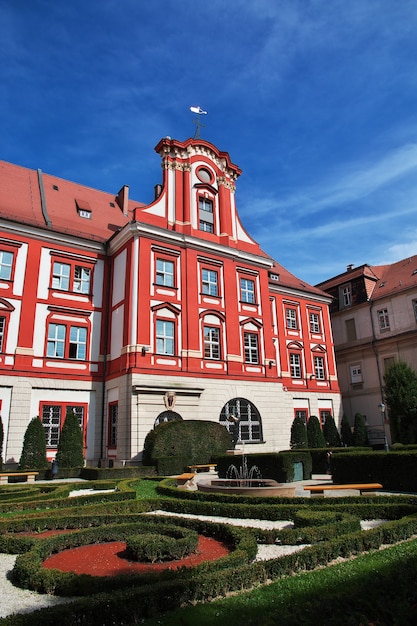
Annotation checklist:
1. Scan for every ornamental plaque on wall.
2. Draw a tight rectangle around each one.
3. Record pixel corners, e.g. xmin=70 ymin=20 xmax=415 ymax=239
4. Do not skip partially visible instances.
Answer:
xmin=164 ymin=391 xmax=176 ymax=411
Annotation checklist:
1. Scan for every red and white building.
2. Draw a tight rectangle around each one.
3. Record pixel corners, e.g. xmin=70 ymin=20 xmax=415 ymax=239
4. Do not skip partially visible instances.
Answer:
xmin=0 ymin=137 xmax=341 ymax=466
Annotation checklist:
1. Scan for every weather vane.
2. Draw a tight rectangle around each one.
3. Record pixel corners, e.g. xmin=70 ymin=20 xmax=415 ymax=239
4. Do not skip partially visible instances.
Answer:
xmin=190 ymin=105 xmax=207 ymax=139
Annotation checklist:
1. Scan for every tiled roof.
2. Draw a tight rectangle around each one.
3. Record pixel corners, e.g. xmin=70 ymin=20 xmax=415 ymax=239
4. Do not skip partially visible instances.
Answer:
xmin=317 ymin=256 xmax=417 ymax=301
xmin=0 ymin=160 xmax=137 ymax=243
xmin=269 ymin=260 xmax=329 ymax=298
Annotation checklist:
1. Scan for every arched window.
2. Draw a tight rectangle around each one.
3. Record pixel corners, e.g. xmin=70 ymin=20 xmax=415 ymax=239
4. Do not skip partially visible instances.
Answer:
xmin=219 ymin=398 xmax=263 ymax=444
xmin=154 ymin=411 xmax=183 ymax=427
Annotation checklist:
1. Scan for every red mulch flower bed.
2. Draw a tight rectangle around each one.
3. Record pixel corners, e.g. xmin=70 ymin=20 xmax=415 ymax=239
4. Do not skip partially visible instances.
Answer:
xmin=42 ymin=535 xmax=230 ymax=577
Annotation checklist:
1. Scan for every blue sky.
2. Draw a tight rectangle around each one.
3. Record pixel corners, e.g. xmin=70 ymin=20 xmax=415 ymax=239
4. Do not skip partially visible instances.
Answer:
xmin=1 ymin=0 xmax=417 ymax=285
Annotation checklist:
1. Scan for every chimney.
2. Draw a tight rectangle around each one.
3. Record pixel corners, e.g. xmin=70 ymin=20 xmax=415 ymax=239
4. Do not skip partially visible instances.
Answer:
xmin=346 ymin=264 xmax=354 ymax=272
xmin=116 ymin=185 xmax=129 ymax=216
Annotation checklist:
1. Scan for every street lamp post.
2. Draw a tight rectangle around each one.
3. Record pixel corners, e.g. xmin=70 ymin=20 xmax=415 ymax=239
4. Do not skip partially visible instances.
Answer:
xmin=378 ymin=403 xmax=389 ymax=451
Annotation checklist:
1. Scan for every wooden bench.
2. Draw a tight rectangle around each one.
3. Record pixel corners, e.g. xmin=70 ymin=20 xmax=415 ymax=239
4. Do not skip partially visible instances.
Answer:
xmin=176 ymin=473 xmax=196 ymax=486
xmin=0 ymin=472 xmax=39 ymax=485
xmin=304 ymin=483 xmax=383 ymax=496
xmin=188 ymin=464 xmax=217 ymax=473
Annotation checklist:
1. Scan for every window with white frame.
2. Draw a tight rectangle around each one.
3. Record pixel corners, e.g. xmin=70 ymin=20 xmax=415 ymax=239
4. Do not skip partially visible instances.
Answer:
xmin=377 ymin=308 xmax=390 ymax=330
xmin=290 ymin=353 xmax=302 ymax=378
xmin=413 ymin=300 xmax=417 ymax=323
xmin=41 ymin=404 xmax=85 ymax=448
xmin=52 ymin=261 xmax=91 ymax=294
xmin=294 ymin=409 xmax=308 ymax=424
xmin=47 ymin=323 xmax=88 ymax=360
xmin=309 ymin=312 xmax=320 ymax=333
xmin=0 ymin=250 xmax=13 ymax=280
xmin=240 ymin=277 xmax=255 ymax=303
xmin=314 ymin=355 xmax=326 ymax=380
xmin=350 ymin=364 xmax=363 ymax=383
xmin=108 ymin=402 xmax=118 ymax=448
xmin=199 ymin=197 xmax=214 ymax=233
xmin=156 ymin=259 xmax=175 ymax=287
xmin=286 ymin=308 xmax=298 ymax=329
xmin=202 ymin=268 xmax=218 ymax=296
xmin=204 ymin=326 xmax=221 ymax=359
xmin=156 ymin=319 xmax=175 ymax=355
xmin=339 ymin=284 xmax=351 ymax=309
xmin=244 ymin=331 xmax=259 ymax=364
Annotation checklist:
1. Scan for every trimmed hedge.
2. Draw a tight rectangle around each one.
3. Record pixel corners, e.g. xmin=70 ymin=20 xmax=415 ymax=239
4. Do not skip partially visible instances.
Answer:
xmin=331 ymin=450 xmax=417 ymax=491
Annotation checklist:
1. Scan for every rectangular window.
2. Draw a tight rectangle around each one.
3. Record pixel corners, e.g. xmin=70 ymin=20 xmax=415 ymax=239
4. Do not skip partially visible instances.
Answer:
xmin=350 ymin=364 xmax=363 ymax=383
xmin=0 ymin=316 xmax=5 ymax=352
xmin=240 ymin=278 xmax=255 ymax=303
xmin=199 ymin=197 xmax=214 ymax=233
xmin=377 ymin=308 xmax=390 ymax=330
xmin=73 ymin=266 xmax=91 ymax=294
xmin=244 ymin=332 xmax=259 ymax=363
xmin=314 ymin=355 xmax=326 ymax=380
xmin=309 ymin=312 xmax=320 ymax=333
xmin=156 ymin=320 xmax=175 ymax=355
xmin=286 ymin=308 xmax=298 ymax=329
xmin=42 ymin=405 xmax=62 ymax=447
xmin=295 ymin=409 xmax=307 ymax=424
xmin=204 ymin=326 xmax=221 ymax=359
xmin=52 ymin=260 xmax=91 ymax=294
xmin=0 ymin=251 xmax=13 ymax=280
xmin=345 ymin=318 xmax=357 ymax=342
xmin=319 ymin=409 xmax=332 ymax=427
xmin=47 ymin=323 xmax=88 ymax=360
xmin=108 ymin=402 xmax=118 ymax=448
xmin=202 ymin=269 xmax=218 ymax=296
xmin=47 ymin=323 xmax=66 ymax=358
xmin=413 ymin=300 xmax=417 ymax=323
xmin=156 ymin=259 xmax=175 ymax=287
xmin=290 ymin=353 xmax=302 ymax=378
xmin=41 ymin=404 xmax=85 ymax=448
xmin=69 ymin=326 xmax=87 ymax=360
xmin=339 ymin=284 xmax=351 ymax=309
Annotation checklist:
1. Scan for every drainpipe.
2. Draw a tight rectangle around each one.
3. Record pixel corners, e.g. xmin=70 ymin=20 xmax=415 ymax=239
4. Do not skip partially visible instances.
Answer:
xmin=99 ymin=242 xmax=111 ymax=464
xmin=369 ymin=300 xmax=385 ymax=405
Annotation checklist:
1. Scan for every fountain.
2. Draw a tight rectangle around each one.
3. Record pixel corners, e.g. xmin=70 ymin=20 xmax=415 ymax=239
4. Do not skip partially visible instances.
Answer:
xmin=197 ymin=444 xmax=296 ymax=497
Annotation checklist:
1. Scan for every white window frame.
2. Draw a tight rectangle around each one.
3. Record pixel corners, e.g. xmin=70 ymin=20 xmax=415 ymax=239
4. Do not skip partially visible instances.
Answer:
xmin=204 ymin=325 xmax=221 ymax=360
xmin=156 ymin=319 xmax=175 ymax=355
xmin=286 ymin=308 xmax=298 ymax=329
xmin=339 ymin=284 xmax=351 ymax=308
xmin=377 ymin=308 xmax=390 ymax=330
xmin=47 ymin=323 xmax=88 ymax=360
xmin=240 ymin=278 xmax=255 ymax=303
xmin=202 ymin=268 xmax=218 ymax=296
xmin=244 ymin=331 xmax=259 ymax=364
xmin=314 ymin=355 xmax=326 ymax=380
xmin=309 ymin=312 xmax=320 ymax=333
xmin=0 ymin=251 xmax=13 ymax=280
xmin=156 ymin=259 xmax=175 ymax=287
xmin=290 ymin=353 xmax=302 ymax=378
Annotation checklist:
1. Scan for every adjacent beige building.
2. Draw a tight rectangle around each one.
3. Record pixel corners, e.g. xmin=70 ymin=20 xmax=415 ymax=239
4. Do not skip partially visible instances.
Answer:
xmin=317 ymin=256 xmax=417 ymax=446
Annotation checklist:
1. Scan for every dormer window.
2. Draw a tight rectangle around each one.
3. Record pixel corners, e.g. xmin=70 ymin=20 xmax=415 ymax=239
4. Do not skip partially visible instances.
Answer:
xmin=199 ymin=197 xmax=214 ymax=233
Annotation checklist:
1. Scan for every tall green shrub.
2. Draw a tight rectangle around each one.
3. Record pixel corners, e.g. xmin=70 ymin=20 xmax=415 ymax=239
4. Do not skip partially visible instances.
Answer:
xmin=323 ymin=414 xmax=341 ymax=447
xmin=19 ymin=416 xmax=48 ymax=470
xmin=290 ymin=416 xmax=308 ymax=449
xmin=55 ymin=410 xmax=84 ymax=468
xmin=307 ymin=415 xmax=326 ymax=448
xmin=384 ymin=360 xmax=417 ymax=443
xmin=352 ymin=412 xmax=368 ymax=447
xmin=341 ymin=414 xmax=353 ymax=447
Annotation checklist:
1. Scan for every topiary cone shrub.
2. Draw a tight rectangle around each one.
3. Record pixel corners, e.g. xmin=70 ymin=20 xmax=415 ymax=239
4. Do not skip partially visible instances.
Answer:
xmin=307 ymin=415 xmax=326 ymax=448
xmin=290 ymin=415 xmax=308 ymax=449
xmin=55 ymin=410 xmax=84 ymax=468
xmin=19 ymin=416 xmax=48 ymax=470
xmin=143 ymin=419 xmax=233 ymax=471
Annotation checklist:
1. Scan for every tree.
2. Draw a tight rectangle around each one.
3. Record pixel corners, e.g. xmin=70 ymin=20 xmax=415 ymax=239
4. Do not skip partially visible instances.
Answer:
xmin=323 ymin=414 xmax=341 ymax=447
xmin=352 ymin=412 xmax=368 ymax=447
xmin=56 ymin=411 xmax=84 ymax=467
xmin=340 ymin=414 xmax=353 ymax=447
xmin=384 ymin=360 xmax=417 ymax=444
xmin=307 ymin=415 xmax=326 ymax=448
xmin=290 ymin=416 xmax=308 ymax=449
xmin=0 ymin=414 xmax=3 ymax=471
xmin=19 ymin=417 xmax=48 ymax=470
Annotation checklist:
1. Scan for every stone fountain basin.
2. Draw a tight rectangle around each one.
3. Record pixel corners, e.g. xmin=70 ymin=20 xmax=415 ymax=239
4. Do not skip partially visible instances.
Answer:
xmin=197 ymin=478 xmax=296 ymax=497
